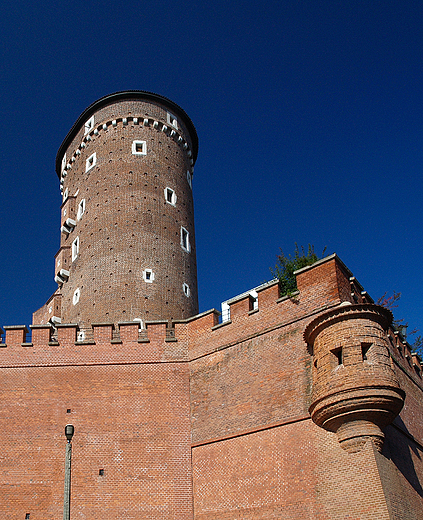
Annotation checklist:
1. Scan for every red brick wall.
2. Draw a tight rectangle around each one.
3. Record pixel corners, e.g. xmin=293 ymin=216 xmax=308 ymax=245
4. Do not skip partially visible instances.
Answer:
xmin=0 ymin=362 xmax=192 ymax=519
xmin=315 ymin=428 xmax=391 ymax=520
xmin=380 ymin=425 xmax=423 ymax=520
xmin=394 ymin=363 xmax=423 ymax=445
xmin=32 ymin=292 xmax=62 ymax=326
xmin=192 ymin=420 xmax=319 ymax=519
xmin=3 ymin=255 xmax=423 ymax=519
xmin=376 ymin=355 xmax=423 ymax=519
xmin=192 ymin=420 xmax=407 ymax=520
xmin=188 ymin=257 xmax=423 ymax=519
xmin=190 ymin=323 xmax=312 ymax=445
xmin=296 ymin=256 xmax=343 ymax=308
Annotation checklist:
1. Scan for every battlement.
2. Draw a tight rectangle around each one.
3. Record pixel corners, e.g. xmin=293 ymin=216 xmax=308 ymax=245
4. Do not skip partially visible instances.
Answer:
xmin=0 ymin=321 xmax=187 ymax=366
xmin=5 ymin=255 xmax=422 ymax=381
xmin=55 ymin=90 xmax=198 ymax=178
xmin=388 ymin=326 xmax=423 ymax=379
xmin=1 ymin=250 xmax=423 ymax=518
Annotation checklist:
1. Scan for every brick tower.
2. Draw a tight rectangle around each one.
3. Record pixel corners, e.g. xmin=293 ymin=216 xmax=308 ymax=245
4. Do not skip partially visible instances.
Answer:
xmin=4 ymin=93 xmax=419 ymax=519
xmin=34 ymin=91 xmax=198 ymax=331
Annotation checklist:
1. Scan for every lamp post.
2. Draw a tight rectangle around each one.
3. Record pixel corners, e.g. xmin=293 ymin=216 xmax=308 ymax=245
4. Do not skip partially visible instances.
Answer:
xmin=63 ymin=424 xmax=74 ymax=520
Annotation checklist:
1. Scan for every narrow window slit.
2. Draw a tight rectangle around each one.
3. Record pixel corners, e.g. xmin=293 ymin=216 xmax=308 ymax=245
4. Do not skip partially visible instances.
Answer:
xmin=331 ymin=347 xmax=343 ymax=366
xmin=361 ymin=343 xmax=372 ymax=361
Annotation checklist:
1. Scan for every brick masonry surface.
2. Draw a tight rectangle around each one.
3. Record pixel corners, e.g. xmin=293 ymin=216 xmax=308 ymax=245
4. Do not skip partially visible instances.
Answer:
xmin=1 ymin=92 xmax=422 ymax=518
xmin=34 ymin=94 xmax=198 ymax=331
xmin=0 ymin=363 xmax=192 ymax=519
xmin=1 ymin=247 xmax=423 ymax=520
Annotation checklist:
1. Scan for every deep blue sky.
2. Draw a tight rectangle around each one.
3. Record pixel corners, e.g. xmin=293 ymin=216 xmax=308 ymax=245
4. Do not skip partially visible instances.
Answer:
xmin=0 ymin=1 xmax=422 ymax=340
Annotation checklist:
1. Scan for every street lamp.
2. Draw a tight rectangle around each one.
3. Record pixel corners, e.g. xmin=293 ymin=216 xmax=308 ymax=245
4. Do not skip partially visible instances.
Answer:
xmin=63 ymin=424 xmax=74 ymax=520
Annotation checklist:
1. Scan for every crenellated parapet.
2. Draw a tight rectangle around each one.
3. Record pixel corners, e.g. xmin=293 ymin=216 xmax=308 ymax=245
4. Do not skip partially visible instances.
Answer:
xmin=305 ymin=303 xmax=406 ymax=452
xmin=12 ymin=255 xmax=423 ymax=386
xmin=0 ymin=321 xmax=187 ymax=366
xmin=56 ymin=90 xmax=197 ymax=182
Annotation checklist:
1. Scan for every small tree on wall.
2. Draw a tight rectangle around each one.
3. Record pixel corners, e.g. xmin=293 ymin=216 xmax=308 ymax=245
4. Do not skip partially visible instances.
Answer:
xmin=271 ymin=244 xmax=326 ymax=298
xmin=377 ymin=291 xmax=422 ymax=358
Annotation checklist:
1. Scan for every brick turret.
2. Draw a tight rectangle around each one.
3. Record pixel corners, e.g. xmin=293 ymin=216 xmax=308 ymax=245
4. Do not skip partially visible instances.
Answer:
xmin=305 ymin=303 xmax=405 ymax=452
xmin=34 ymin=91 xmax=199 ymax=331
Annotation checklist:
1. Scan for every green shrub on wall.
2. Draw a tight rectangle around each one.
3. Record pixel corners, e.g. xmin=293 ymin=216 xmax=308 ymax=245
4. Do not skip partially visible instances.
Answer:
xmin=271 ymin=244 xmax=326 ymax=297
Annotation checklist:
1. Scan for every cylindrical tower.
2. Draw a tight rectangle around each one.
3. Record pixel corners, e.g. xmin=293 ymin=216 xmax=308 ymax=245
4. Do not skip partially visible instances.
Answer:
xmin=54 ymin=91 xmax=199 ymax=330
xmin=305 ymin=303 xmax=405 ymax=453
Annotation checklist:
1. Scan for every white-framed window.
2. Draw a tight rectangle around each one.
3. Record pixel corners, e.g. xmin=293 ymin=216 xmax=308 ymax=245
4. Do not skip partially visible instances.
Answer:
xmin=167 ymin=112 xmax=178 ymax=129
xmin=86 ymin=152 xmax=96 ymax=172
xmin=63 ymin=188 xmax=69 ymax=202
xmin=164 ymin=187 xmax=177 ymax=206
xmin=181 ymin=227 xmax=190 ymax=252
xmin=77 ymin=199 xmax=86 ymax=220
xmin=187 ymin=170 xmax=192 ymax=189
xmin=221 ymin=302 xmax=230 ymax=322
xmin=72 ymin=236 xmax=79 ymax=262
xmin=182 ymin=283 xmax=190 ymax=297
xmin=84 ymin=116 xmax=94 ymax=135
xmin=77 ymin=330 xmax=85 ymax=342
xmin=133 ymin=318 xmax=144 ymax=330
xmin=73 ymin=288 xmax=80 ymax=305
xmin=61 ymin=153 xmax=67 ymax=173
xmin=132 ymin=140 xmax=147 ymax=155
xmin=249 ymin=291 xmax=258 ymax=311
xmin=143 ymin=269 xmax=155 ymax=283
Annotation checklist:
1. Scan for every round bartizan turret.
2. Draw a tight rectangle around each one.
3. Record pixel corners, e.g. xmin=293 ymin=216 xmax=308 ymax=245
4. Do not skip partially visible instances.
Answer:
xmin=305 ymin=303 xmax=405 ymax=453
xmin=54 ymin=91 xmax=199 ymax=331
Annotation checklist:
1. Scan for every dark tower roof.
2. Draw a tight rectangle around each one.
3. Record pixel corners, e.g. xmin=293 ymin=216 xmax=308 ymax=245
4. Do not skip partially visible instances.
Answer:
xmin=55 ymin=90 xmax=198 ymax=177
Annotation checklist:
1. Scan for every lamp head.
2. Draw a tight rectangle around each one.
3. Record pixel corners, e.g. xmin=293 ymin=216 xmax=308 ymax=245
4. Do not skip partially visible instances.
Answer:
xmin=65 ymin=424 xmax=74 ymax=442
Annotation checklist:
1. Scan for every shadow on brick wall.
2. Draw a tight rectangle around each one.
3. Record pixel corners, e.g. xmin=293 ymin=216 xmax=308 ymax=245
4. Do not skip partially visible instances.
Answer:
xmin=382 ymin=418 xmax=423 ymax=499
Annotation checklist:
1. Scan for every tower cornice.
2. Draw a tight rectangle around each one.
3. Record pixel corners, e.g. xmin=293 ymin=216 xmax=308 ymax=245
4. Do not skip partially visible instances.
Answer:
xmin=55 ymin=90 xmax=198 ymax=177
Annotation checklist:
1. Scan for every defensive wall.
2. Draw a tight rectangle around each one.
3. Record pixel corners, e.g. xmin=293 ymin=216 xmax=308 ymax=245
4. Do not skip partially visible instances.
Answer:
xmin=1 ymin=254 xmax=422 ymax=519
